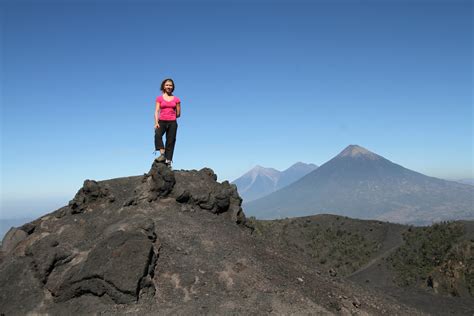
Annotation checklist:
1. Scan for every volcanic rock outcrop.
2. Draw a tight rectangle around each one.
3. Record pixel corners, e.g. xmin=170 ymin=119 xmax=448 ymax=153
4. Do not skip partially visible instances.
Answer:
xmin=0 ymin=162 xmax=423 ymax=315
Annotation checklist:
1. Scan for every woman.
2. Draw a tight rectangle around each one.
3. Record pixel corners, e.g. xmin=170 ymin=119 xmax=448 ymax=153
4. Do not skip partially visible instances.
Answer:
xmin=154 ymin=78 xmax=181 ymax=169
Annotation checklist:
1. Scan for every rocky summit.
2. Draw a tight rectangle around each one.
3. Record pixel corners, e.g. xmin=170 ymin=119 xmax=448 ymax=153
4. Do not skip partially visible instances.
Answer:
xmin=1 ymin=161 xmax=423 ymax=315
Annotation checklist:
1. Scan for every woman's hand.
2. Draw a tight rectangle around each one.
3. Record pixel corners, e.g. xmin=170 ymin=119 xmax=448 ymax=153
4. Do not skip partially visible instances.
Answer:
xmin=155 ymin=122 xmax=160 ymax=129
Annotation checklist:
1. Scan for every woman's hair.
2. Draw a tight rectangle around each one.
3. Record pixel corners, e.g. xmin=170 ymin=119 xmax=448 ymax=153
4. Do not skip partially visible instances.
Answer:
xmin=160 ymin=78 xmax=175 ymax=92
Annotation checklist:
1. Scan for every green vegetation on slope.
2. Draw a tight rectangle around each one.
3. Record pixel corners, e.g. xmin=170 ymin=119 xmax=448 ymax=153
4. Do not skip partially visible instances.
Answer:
xmin=247 ymin=215 xmax=390 ymax=276
xmin=387 ymin=221 xmax=473 ymax=297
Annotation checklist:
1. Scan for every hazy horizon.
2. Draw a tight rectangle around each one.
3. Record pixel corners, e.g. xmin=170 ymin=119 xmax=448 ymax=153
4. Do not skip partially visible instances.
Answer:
xmin=1 ymin=151 xmax=472 ymax=220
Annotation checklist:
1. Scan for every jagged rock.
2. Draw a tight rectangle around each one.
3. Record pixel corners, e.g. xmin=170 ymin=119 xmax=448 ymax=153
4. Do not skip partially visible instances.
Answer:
xmin=51 ymin=224 xmax=158 ymax=304
xmin=123 ymin=197 xmax=137 ymax=207
xmin=25 ymin=235 xmax=74 ymax=284
xmin=1 ymin=227 xmax=27 ymax=253
xmin=199 ymin=167 xmax=218 ymax=181
xmin=132 ymin=162 xmax=176 ymax=204
xmin=68 ymin=179 xmax=115 ymax=214
xmin=20 ymin=221 xmax=37 ymax=234
xmin=54 ymin=206 xmax=69 ymax=219
xmin=169 ymin=168 xmax=246 ymax=224
xmin=0 ymin=256 xmax=44 ymax=312
xmin=175 ymin=188 xmax=190 ymax=203
xmin=148 ymin=162 xmax=176 ymax=196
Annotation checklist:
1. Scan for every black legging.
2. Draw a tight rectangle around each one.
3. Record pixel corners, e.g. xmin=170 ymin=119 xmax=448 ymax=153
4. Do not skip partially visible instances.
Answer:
xmin=155 ymin=120 xmax=178 ymax=161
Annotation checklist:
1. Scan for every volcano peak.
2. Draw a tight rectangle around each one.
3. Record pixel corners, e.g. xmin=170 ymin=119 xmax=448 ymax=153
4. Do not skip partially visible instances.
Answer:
xmin=337 ymin=145 xmax=380 ymax=160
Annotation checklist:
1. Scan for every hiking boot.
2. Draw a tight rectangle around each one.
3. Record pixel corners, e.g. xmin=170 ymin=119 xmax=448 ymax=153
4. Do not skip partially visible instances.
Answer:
xmin=155 ymin=153 xmax=166 ymax=163
xmin=165 ymin=160 xmax=173 ymax=170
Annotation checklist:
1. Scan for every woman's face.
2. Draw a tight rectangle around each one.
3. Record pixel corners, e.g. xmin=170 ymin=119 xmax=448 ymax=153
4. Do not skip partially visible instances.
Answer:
xmin=164 ymin=81 xmax=174 ymax=93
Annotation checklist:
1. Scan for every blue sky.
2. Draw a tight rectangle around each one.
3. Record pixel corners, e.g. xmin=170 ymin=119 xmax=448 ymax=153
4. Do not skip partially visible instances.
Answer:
xmin=1 ymin=0 xmax=472 ymax=219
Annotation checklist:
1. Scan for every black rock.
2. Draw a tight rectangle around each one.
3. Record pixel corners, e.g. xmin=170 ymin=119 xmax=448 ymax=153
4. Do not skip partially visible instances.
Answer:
xmin=69 ymin=179 xmax=115 ymax=214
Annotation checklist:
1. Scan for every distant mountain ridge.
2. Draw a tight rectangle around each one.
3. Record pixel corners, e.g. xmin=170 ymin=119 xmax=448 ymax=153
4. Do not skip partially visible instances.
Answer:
xmin=244 ymin=145 xmax=474 ymax=225
xmin=232 ymin=162 xmax=318 ymax=202
xmin=456 ymin=178 xmax=474 ymax=186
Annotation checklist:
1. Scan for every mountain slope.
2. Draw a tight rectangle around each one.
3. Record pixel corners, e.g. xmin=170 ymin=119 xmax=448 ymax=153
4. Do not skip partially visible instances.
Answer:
xmin=248 ymin=214 xmax=474 ymax=315
xmin=232 ymin=163 xmax=317 ymax=202
xmin=457 ymin=178 xmax=474 ymax=186
xmin=231 ymin=165 xmax=280 ymax=202
xmin=0 ymin=162 xmax=420 ymax=315
xmin=244 ymin=145 xmax=474 ymax=224
xmin=278 ymin=162 xmax=319 ymax=190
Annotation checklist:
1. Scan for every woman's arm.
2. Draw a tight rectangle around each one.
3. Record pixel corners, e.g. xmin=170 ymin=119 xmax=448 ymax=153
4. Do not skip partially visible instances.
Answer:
xmin=176 ymin=102 xmax=181 ymax=118
xmin=155 ymin=102 xmax=160 ymax=127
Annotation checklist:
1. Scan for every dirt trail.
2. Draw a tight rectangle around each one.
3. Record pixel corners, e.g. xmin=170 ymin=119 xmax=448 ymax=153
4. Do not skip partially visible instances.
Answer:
xmin=348 ymin=224 xmax=406 ymax=278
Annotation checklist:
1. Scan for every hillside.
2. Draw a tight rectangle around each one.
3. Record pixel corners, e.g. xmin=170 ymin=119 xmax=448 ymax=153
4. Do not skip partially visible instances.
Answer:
xmin=247 ymin=215 xmax=474 ymax=315
xmin=0 ymin=161 xmax=422 ymax=315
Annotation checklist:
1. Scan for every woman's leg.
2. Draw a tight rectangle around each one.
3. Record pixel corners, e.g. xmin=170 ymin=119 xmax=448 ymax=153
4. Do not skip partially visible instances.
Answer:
xmin=164 ymin=121 xmax=178 ymax=161
xmin=154 ymin=123 xmax=166 ymax=153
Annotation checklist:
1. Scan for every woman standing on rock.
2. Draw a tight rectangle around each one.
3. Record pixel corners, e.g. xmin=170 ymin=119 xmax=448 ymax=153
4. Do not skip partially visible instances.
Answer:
xmin=154 ymin=78 xmax=181 ymax=169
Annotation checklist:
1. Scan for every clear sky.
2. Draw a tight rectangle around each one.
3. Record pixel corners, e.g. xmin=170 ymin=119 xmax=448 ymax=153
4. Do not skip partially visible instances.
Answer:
xmin=1 ymin=0 xmax=472 ymax=219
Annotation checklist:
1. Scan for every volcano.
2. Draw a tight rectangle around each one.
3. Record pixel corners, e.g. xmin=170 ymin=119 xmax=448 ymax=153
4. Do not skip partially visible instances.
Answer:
xmin=244 ymin=145 xmax=474 ymax=224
